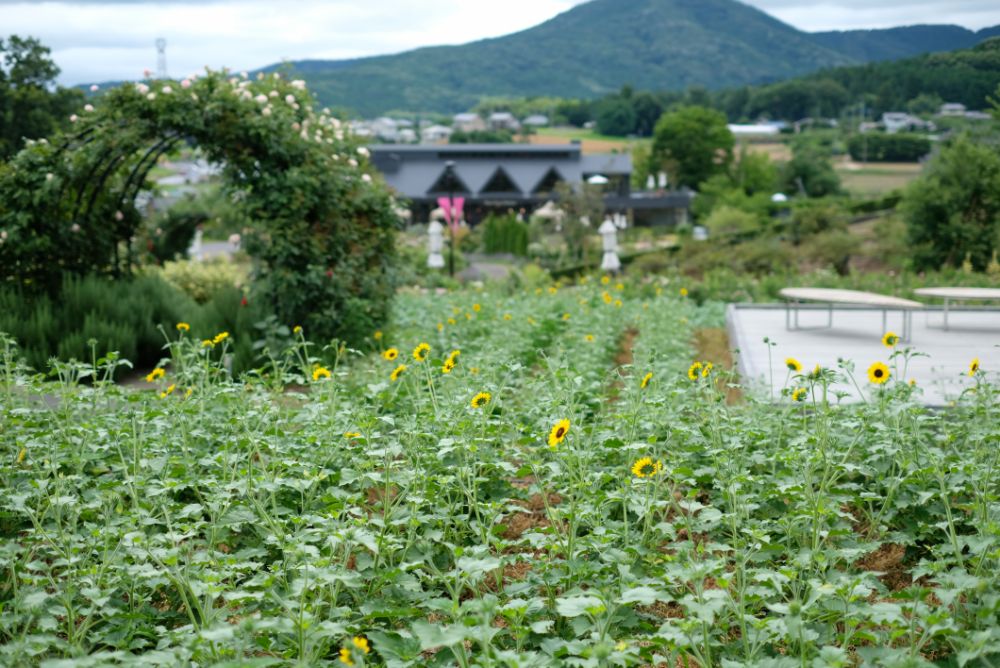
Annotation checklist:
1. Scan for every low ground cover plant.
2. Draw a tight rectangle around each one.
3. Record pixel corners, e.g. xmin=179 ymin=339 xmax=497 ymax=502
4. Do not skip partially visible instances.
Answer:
xmin=1 ymin=280 xmax=998 ymax=666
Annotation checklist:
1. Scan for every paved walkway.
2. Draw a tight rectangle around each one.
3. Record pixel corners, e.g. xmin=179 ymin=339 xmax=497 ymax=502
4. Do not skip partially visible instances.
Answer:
xmin=727 ymin=304 xmax=999 ymax=405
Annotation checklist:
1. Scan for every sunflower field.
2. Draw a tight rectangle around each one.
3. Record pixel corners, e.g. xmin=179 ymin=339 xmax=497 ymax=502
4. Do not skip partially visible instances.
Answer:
xmin=1 ymin=278 xmax=999 ymax=667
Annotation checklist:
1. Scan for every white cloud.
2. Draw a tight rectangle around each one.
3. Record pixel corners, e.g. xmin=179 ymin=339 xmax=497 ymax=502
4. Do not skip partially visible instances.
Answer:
xmin=1 ymin=0 xmax=997 ymax=85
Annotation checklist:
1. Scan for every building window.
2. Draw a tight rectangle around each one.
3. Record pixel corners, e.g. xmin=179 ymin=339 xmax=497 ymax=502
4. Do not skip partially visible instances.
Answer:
xmin=532 ymin=167 xmax=564 ymax=195
xmin=480 ymin=167 xmax=521 ymax=195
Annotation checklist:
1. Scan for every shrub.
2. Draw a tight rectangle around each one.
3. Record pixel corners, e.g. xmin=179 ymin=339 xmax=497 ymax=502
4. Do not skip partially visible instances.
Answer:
xmin=156 ymin=258 xmax=248 ymax=304
xmin=481 ymin=214 xmax=529 ymax=256
xmin=847 ymin=133 xmax=932 ymax=162
xmin=702 ymin=205 xmax=762 ymax=238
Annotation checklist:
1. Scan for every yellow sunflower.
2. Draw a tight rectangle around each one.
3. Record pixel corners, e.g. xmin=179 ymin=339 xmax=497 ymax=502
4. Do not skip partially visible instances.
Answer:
xmin=373 ymin=330 xmax=383 ymax=341
xmin=882 ymin=331 xmax=899 ymax=348
xmin=175 ymin=322 xmax=190 ymax=332
xmin=548 ymin=419 xmax=570 ymax=448
xmin=145 ymin=367 xmax=165 ymax=383
xmin=339 ymin=648 xmax=353 ymax=666
xmin=601 ymin=276 xmax=611 ymax=285
xmin=201 ymin=339 xmax=214 ymax=348
xmin=631 ymin=457 xmax=662 ymax=478
xmin=412 ymin=342 xmax=431 ymax=362
xmin=352 ymin=636 xmax=370 ymax=654
xmin=785 ymin=357 xmax=802 ymax=372
xmin=293 ymin=325 xmax=303 ymax=334
xmin=472 ymin=303 xmax=481 ymax=312
xmin=390 ymin=364 xmax=407 ymax=382
xmin=679 ymin=287 xmax=688 ymax=297
xmin=471 ymin=391 xmax=491 ymax=409
xmin=447 ymin=349 xmax=461 ymax=363
xmin=602 ymin=291 xmax=613 ymax=304
xmin=640 ymin=372 xmax=653 ymax=389
xmin=212 ymin=331 xmax=229 ymax=345
xmin=159 ymin=384 xmax=176 ymax=399
xmin=382 ymin=347 xmax=399 ymax=361
xmin=562 ymin=312 xmax=571 ymax=321
xmin=344 ymin=431 xmax=361 ymax=439
xmin=503 ymin=313 xmax=512 ymax=321
xmin=585 ymin=334 xmax=595 ymax=342
xmin=701 ymin=362 xmax=714 ymax=378
xmin=436 ymin=322 xmax=444 ymax=332
xmin=312 ymin=366 xmax=331 ymax=381
xmin=442 ymin=359 xmax=456 ymax=374
xmin=867 ymin=362 xmax=890 ymax=384
xmin=791 ymin=387 xmax=808 ymax=402
xmin=687 ymin=361 xmax=703 ymax=381
xmin=969 ymin=358 xmax=980 ymax=376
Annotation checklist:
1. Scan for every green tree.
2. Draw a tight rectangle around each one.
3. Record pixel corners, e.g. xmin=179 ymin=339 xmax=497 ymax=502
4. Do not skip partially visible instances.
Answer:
xmin=0 ymin=35 xmax=82 ymax=159
xmin=650 ymin=106 xmax=734 ymax=189
xmin=781 ymin=142 xmax=842 ymax=198
xmin=595 ymin=97 xmax=637 ymax=137
xmin=903 ymin=135 xmax=1000 ymax=271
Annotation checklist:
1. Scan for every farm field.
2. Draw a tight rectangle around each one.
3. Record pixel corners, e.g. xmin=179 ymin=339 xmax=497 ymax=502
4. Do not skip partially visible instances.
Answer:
xmin=835 ymin=161 xmax=925 ymax=197
xmin=2 ymin=281 xmax=999 ymax=667
xmin=529 ymin=127 xmax=650 ymax=154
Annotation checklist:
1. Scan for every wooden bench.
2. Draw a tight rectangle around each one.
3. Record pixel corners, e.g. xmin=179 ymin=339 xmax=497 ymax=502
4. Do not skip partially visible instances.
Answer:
xmin=914 ymin=287 xmax=1000 ymax=331
xmin=779 ymin=288 xmax=923 ymax=342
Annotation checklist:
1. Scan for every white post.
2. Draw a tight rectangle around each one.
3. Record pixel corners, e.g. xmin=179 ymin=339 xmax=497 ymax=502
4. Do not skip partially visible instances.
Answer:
xmin=427 ymin=220 xmax=445 ymax=269
xmin=599 ymin=218 xmax=620 ymax=273
xmin=188 ymin=226 xmax=203 ymax=261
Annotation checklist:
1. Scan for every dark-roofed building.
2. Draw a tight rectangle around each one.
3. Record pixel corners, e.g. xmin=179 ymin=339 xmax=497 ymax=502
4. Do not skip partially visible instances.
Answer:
xmin=370 ymin=143 xmax=693 ymax=226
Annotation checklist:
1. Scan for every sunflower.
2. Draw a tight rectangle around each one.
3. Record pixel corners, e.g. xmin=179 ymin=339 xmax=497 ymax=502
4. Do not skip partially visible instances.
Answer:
xmin=175 ymin=322 xmax=190 ymax=332
xmin=548 ymin=419 xmax=570 ymax=448
xmin=882 ymin=331 xmax=899 ymax=348
xmin=312 ymin=366 xmax=331 ymax=381
xmin=867 ymin=362 xmax=890 ymax=384
xmin=344 ymin=431 xmax=361 ymax=439
xmin=472 ymin=303 xmax=481 ymax=312
xmin=562 ymin=312 xmax=571 ymax=321
xmin=687 ymin=361 xmax=703 ymax=381
xmin=373 ymin=330 xmax=383 ymax=341
xmin=447 ymin=350 xmax=461 ymax=363
xmin=351 ymin=637 xmax=370 ymax=654
xmin=548 ymin=286 xmax=558 ymax=295
xmin=585 ymin=334 xmax=595 ymax=342
xmin=969 ymin=358 xmax=980 ymax=376
xmin=615 ymin=282 xmax=624 ymax=291
xmin=436 ymin=322 xmax=444 ymax=332
xmin=640 ymin=372 xmax=653 ymax=389
xmin=412 ymin=342 xmax=431 ymax=362
xmin=601 ymin=276 xmax=611 ymax=285
xmin=602 ymin=291 xmax=613 ymax=304
xmin=390 ymin=364 xmax=407 ymax=382
xmin=631 ymin=457 xmax=662 ymax=478
xmin=442 ymin=359 xmax=456 ymax=374
xmin=159 ymin=384 xmax=176 ymax=399
xmin=212 ymin=331 xmax=229 ymax=345
xmin=447 ymin=318 xmax=457 ymax=326
xmin=471 ymin=391 xmax=491 ymax=409
xmin=791 ymin=387 xmax=808 ymax=402
xmin=503 ymin=313 xmax=512 ymax=321
xmin=293 ymin=325 xmax=303 ymax=334
xmin=701 ymin=362 xmax=714 ymax=378
xmin=145 ymin=367 xmax=165 ymax=383
xmin=339 ymin=648 xmax=353 ymax=666
xmin=382 ymin=347 xmax=399 ymax=361
xmin=679 ymin=287 xmax=688 ymax=297
xmin=785 ymin=357 xmax=802 ymax=372
xmin=614 ymin=299 xmax=623 ymax=308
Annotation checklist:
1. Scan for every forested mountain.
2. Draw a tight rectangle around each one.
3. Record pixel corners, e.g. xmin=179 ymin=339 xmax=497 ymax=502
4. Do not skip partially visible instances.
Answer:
xmin=274 ymin=0 xmax=998 ymax=116
xmin=812 ymin=24 xmax=1000 ymax=63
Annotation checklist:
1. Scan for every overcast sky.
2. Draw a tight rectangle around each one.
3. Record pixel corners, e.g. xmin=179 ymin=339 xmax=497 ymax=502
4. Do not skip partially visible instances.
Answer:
xmin=3 ymin=0 xmax=999 ymax=85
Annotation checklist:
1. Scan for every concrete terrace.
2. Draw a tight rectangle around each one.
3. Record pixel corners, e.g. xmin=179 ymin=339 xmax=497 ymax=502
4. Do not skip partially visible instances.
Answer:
xmin=727 ymin=304 xmax=1000 ymax=406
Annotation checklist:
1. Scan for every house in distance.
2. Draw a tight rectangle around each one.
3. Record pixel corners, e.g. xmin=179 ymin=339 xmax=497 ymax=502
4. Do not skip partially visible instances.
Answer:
xmin=370 ymin=142 xmax=694 ymax=226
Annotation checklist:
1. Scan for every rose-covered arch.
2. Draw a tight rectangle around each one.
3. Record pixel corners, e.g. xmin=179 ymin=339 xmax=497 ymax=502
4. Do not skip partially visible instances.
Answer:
xmin=0 ymin=70 xmax=397 ymax=344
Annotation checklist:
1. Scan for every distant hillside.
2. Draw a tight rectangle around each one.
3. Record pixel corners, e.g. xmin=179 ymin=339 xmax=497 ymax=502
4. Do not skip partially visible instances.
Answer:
xmin=276 ymin=0 xmax=999 ymax=116
xmin=285 ymin=0 xmax=856 ymax=116
xmin=813 ymin=24 xmax=1000 ymax=62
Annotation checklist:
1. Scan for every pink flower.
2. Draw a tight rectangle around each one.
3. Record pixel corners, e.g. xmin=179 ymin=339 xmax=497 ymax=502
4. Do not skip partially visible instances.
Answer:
xmin=292 ymin=122 xmax=301 ymax=131
xmin=143 ymin=68 xmax=152 ymax=78
xmin=262 ymin=107 xmax=272 ymax=116
xmin=291 ymin=79 xmax=306 ymax=90
xmin=84 ymin=104 xmax=94 ymax=112
xmin=115 ymin=211 xmax=124 ymax=221
xmin=255 ymin=94 xmax=267 ymax=104
xmin=136 ymin=83 xmax=149 ymax=94
xmin=362 ymin=174 xmax=372 ymax=183
xmin=181 ymin=79 xmax=192 ymax=89
xmin=161 ymin=85 xmax=172 ymax=94
xmin=89 ymin=84 xmax=99 ymax=92
xmin=285 ymin=94 xmax=295 ymax=105
xmin=69 ymin=114 xmax=78 ymax=123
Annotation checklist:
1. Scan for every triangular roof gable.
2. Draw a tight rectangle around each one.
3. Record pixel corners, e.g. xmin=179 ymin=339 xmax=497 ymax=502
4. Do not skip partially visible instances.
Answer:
xmin=426 ymin=168 xmax=471 ymax=195
xmin=532 ymin=167 xmax=565 ymax=194
xmin=480 ymin=166 xmax=522 ymax=195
